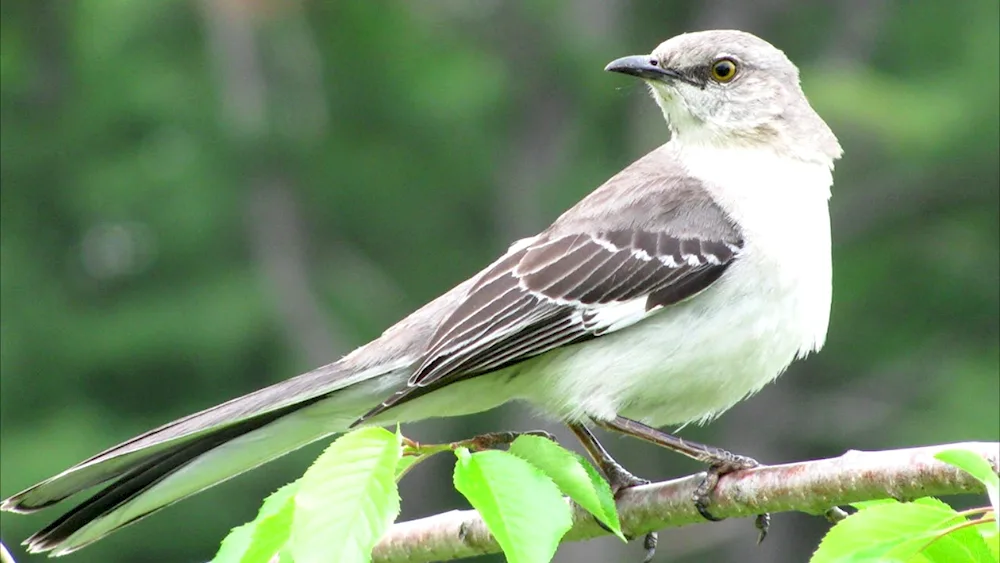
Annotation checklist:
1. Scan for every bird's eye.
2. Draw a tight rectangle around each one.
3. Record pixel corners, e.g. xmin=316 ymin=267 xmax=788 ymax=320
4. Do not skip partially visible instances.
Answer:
xmin=710 ymin=58 xmax=738 ymax=82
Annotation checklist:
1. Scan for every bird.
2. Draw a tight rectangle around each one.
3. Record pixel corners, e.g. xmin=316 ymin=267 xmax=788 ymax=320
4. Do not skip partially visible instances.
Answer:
xmin=2 ymin=29 xmax=842 ymax=557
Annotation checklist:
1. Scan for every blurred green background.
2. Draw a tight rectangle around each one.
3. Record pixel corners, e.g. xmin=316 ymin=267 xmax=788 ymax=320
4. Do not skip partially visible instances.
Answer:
xmin=1 ymin=1 xmax=997 ymax=562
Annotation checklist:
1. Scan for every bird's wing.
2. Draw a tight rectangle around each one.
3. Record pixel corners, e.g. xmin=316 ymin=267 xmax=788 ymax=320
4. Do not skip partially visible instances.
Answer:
xmin=356 ymin=228 xmax=742 ymax=423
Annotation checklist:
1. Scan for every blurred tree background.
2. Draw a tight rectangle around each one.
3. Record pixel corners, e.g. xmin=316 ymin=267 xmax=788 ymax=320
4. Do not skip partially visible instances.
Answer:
xmin=1 ymin=1 xmax=997 ymax=562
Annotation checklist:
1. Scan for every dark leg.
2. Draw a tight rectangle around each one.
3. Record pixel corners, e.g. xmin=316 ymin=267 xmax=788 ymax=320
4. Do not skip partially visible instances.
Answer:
xmin=594 ymin=416 xmax=770 ymax=542
xmin=568 ymin=423 xmax=658 ymax=563
xmin=568 ymin=423 xmax=648 ymax=491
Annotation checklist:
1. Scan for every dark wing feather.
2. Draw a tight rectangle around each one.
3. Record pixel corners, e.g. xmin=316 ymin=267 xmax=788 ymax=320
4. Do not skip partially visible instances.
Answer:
xmin=354 ymin=228 xmax=742 ymax=424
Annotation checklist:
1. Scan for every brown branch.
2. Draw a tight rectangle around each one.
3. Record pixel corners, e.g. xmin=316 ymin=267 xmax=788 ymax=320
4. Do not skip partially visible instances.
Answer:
xmin=372 ymin=442 xmax=999 ymax=563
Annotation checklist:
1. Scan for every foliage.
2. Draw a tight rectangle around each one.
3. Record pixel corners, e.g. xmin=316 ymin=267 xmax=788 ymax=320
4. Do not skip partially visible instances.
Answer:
xmin=212 ymin=438 xmax=1000 ymax=563
xmin=290 ymin=427 xmax=402 ymax=563
xmin=212 ymin=428 xmax=624 ymax=563
xmin=810 ymin=447 xmax=1000 ymax=563
xmin=453 ymin=448 xmax=574 ymax=563
xmin=213 ymin=481 xmax=299 ymax=563
xmin=507 ymin=435 xmax=624 ymax=541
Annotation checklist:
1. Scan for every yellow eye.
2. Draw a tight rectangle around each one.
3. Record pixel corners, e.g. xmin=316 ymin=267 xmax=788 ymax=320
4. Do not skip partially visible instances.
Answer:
xmin=711 ymin=58 xmax=738 ymax=82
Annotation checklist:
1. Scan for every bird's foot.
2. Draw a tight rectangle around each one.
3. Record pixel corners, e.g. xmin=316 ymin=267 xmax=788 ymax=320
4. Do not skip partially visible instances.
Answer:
xmin=603 ymin=464 xmax=658 ymax=563
xmin=606 ymin=462 xmax=651 ymax=496
xmin=693 ymin=452 xmax=770 ymax=543
xmin=567 ymin=423 xmax=657 ymax=562
xmin=590 ymin=416 xmax=772 ymax=544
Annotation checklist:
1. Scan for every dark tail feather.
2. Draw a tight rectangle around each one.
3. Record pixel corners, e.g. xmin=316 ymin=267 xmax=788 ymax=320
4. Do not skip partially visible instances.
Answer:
xmin=2 ymin=360 xmax=403 ymax=555
xmin=24 ymin=400 xmax=314 ymax=555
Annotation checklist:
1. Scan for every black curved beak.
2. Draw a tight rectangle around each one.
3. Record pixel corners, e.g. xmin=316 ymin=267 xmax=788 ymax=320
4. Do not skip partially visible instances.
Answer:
xmin=604 ymin=55 xmax=681 ymax=82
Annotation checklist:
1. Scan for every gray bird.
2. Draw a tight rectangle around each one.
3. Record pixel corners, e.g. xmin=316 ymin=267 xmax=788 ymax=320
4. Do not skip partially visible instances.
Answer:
xmin=2 ymin=29 xmax=842 ymax=557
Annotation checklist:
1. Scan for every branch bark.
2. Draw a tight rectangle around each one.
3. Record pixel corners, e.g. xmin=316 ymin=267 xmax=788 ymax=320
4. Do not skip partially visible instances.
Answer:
xmin=372 ymin=442 xmax=999 ymax=563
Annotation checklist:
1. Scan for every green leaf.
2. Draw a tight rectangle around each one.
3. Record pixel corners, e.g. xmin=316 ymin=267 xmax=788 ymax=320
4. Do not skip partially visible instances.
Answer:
xmin=290 ymin=427 xmax=403 ymax=563
xmin=811 ymin=499 xmax=981 ymax=563
xmin=978 ymin=512 xmax=998 ymax=561
xmin=508 ymin=435 xmax=624 ymax=541
xmin=851 ymin=498 xmax=900 ymax=510
xmin=982 ymin=527 xmax=998 ymax=562
xmin=394 ymin=454 xmax=424 ymax=482
xmin=936 ymin=448 xmax=1000 ymax=517
xmin=896 ymin=497 xmax=991 ymax=563
xmin=212 ymin=480 xmax=299 ymax=563
xmin=453 ymin=447 xmax=573 ymax=563
xmin=1 ymin=541 xmax=16 ymax=563
xmin=852 ymin=497 xmax=949 ymax=512
xmin=887 ymin=525 xmax=993 ymax=563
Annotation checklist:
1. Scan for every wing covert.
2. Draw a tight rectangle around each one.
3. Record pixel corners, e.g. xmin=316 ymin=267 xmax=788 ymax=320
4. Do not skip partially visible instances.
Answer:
xmin=354 ymin=228 xmax=742 ymax=424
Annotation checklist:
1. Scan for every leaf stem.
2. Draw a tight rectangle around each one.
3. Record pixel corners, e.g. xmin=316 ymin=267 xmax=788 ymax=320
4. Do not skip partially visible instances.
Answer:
xmin=915 ymin=515 xmax=997 ymax=555
xmin=954 ymin=506 xmax=994 ymax=519
xmin=404 ymin=430 xmax=558 ymax=457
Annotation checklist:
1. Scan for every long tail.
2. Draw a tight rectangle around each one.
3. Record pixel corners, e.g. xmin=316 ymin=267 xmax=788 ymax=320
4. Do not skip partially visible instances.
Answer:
xmin=1 ymin=361 xmax=406 ymax=556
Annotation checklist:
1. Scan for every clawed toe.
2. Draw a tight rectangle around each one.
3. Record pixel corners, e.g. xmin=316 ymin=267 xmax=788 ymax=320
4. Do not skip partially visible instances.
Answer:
xmin=606 ymin=470 xmax=658 ymax=561
xmin=642 ymin=531 xmax=658 ymax=563
xmin=608 ymin=468 xmax=650 ymax=498
xmin=693 ymin=457 xmax=770 ymax=542
xmin=754 ymin=513 xmax=770 ymax=543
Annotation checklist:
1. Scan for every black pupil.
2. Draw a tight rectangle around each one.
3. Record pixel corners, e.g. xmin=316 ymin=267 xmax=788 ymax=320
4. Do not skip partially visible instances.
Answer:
xmin=715 ymin=61 xmax=732 ymax=77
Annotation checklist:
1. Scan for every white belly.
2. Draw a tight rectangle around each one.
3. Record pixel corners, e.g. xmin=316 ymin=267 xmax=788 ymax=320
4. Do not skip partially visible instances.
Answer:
xmin=528 ymin=145 xmax=834 ymax=427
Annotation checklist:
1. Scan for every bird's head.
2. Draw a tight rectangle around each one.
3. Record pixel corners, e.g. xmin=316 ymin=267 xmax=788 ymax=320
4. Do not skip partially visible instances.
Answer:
xmin=607 ymin=30 xmax=842 ymax=165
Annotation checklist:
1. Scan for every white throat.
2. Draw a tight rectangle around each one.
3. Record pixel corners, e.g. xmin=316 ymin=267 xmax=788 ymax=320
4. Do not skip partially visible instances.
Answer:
xmin=652 ymin=87 xmax=839 ymax=167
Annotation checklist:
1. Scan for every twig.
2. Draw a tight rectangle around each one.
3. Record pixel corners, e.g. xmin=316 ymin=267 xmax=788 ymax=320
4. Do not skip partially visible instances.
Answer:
xmin=372 ymin=441 xmax=999 ymax=563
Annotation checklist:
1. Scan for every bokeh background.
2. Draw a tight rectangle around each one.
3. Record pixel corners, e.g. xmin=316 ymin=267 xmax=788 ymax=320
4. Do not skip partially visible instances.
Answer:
xmin=1 ymin=1 xmax=998 ymax=562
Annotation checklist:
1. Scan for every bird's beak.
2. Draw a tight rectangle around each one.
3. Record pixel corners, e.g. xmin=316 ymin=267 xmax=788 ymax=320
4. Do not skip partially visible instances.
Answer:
xmin=604 ymin=55 xmax=680 ymax=82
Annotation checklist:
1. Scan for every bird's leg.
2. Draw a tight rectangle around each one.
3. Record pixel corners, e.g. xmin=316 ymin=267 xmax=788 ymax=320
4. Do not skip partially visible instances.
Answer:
xmin=568 ymin=423 xmax=658 ymax=563
xmin=594 ymin=416 xmax=770 ymax=542
xmin=569 ymin=423 xmax=649 ymax=491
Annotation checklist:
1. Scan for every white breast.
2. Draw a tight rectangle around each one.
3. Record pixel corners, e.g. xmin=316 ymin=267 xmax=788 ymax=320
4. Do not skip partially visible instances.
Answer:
xmin=529 ymin=144 xmax=834 ymax=427
xmin=691 ymin=143 xmax=834 ymax=357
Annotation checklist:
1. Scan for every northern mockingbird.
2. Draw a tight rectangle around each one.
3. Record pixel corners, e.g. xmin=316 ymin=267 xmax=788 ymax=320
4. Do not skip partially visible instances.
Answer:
xmin=3 ymin=29 xmax=842 ymax=557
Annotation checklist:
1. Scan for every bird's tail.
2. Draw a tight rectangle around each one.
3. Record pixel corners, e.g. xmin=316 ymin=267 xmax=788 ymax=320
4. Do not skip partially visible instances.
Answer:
xmin=1 ymin=361 xmax=405 ymax=556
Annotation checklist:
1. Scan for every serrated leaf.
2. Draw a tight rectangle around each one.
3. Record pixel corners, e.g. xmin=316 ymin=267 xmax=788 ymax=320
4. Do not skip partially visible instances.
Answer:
xmin=852 ymin=498 xmax=900 ymax=510
xmin=978 ymin=512 xmax=998 ymax=561
xmin=884 ymin=498 xmax=992 ymax=563
xmin=508 ymin=435 xmax=624 ymax=541
xmin=394 ymin=454 xmax=423 ymax=482
xmin=889 ymin=529 xmax=993 ymax=563
xmin=453 ymin=447 xmax=573 ymax=563
xmin=936 ymin=448 xmax=1000 ymax=517
xmin=213 ymin=480 xmax=299 ymax=563
xmin=911 ymin=497 xmax=957 ymax=510
xmin=982 ymin=526 xmax=998 ymax=561
xmin=810 ymin=499 xmax=990 ymax=563
xmin=291 ymin=427 xmax=402 ymax=563
xmin=851 ymin=497 xmax=950 ymax=513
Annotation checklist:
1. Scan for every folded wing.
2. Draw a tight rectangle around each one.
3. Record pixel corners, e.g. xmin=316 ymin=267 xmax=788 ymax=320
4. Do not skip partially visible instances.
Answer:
xmin=356 ymin=228 xmax=742 ymax=423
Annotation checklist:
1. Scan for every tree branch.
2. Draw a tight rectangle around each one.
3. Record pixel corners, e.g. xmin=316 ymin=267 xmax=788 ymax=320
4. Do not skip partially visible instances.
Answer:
xmin=372 ymin=442 xmax=999 ymax=562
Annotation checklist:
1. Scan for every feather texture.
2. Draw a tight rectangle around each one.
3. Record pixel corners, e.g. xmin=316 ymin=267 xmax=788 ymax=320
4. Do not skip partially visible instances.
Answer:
xmin=357 ymin=215 xmax=743 ymax=423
